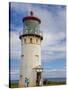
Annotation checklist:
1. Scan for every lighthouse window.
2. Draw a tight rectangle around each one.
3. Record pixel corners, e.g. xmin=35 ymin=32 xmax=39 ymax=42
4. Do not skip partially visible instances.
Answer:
xmin=35 ymin=55 xmax=39 ymax=65
xmin=24 ymin=38 xmax=26 ymax=43
xmin=21 ymin=55 xmax=24 ymax=57
xmin=35 ymin=55 xmax=39 ymax=57
xmin=36 ymin=39 xmax=38 ymax=43
xmin=30 ymin=38 xmax=32 ymax=43
xmin=20 ymin=75 xmax=22 ymax=78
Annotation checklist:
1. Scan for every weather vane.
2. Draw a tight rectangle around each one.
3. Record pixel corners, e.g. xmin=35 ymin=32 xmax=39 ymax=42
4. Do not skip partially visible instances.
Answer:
xmin=30 ymin=11 xmax=33 ymax=16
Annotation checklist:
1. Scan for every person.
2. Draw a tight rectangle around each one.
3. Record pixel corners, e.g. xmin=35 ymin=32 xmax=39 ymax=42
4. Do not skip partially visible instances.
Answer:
xmin=25 ymin=77 xmax=29 ymax=87
xmin=25 ymin=77 xmax=27 ymax=87
xmin=27 ymin=79 xmax=29 ymax=87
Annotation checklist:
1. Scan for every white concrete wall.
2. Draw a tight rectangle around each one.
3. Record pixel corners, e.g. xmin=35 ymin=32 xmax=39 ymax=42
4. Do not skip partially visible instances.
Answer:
xmin=19 ymin=36 xmax=42 ymax=87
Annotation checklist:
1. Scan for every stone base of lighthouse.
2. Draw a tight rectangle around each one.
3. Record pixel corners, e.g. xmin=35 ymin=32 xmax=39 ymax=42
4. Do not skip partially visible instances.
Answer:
xmin=18 ymin=66 xmax=43 ymax=87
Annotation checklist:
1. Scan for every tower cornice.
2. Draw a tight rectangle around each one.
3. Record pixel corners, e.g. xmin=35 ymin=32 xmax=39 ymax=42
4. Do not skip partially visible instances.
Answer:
xmin=19 ymin=33 xmax=43 ymax=40
xmin=23 ymin=16 xmax=41 ymax=24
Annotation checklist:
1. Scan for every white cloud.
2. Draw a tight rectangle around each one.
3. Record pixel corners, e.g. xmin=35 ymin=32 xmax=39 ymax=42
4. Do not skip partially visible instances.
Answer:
xmin=10 ymin=69 xmax=19 ymax=80
xmin=43 ymin=68 xmax=66 ymax=78
xmin=11 ymin=2 xmax=33 ymax=15
xmin=42 ymin=32 xmax=66 ymax=47
xmin=41 ymin=31 xmax=66 ymax=62
xmin=10 ymin=69 xmax=19 ymax=75
xmin=10 ymin=31 xmax=21 ymax=60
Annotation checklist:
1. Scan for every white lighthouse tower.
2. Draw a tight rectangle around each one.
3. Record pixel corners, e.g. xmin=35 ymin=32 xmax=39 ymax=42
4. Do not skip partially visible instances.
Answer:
xmin=19 ymin=11 xmax=43 ymax=87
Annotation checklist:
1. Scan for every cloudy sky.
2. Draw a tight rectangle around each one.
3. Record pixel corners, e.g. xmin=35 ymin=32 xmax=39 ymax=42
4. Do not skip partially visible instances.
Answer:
xmin=9 ymin=2 xmax=66 ymax=80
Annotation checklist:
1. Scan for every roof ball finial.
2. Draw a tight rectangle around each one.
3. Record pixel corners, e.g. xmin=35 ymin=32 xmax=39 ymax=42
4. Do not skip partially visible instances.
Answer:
xmin=30 ymin=11 xmax=33 ymax=16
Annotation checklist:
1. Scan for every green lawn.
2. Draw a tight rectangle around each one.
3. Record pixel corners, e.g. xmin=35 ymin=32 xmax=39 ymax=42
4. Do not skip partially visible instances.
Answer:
xmin=46 ymin=81 xmax=66 ymax=86
xmin=9 ymin=83 xmax=18 ymax=88
xmin=9 ymin=81 xmax=66 ymax=88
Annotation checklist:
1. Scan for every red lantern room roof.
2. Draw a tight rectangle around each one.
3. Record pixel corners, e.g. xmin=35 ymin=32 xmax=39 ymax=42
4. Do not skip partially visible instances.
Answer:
xmin=23 ymin=11 xmax=41 ymax=23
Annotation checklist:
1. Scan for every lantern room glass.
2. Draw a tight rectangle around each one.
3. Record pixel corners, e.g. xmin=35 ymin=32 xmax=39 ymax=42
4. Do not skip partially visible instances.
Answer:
xmin=23 ymin=20 xmax=40 ymax=34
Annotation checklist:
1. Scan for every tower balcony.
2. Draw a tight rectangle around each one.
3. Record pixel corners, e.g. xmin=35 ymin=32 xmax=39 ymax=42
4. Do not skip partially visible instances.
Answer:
xmin=19 ymin=30 xmax=43 ymax=40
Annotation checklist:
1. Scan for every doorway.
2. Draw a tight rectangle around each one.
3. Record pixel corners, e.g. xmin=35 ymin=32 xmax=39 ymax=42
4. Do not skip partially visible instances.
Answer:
xmin=36 ymin=72 xmax=41 ymax=86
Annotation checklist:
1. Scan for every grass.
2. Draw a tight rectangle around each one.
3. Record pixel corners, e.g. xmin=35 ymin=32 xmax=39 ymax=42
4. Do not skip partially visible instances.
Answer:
xmin=9 ymin=83 xmax=18 ymax=88
xmin=9 ymin=81 xmax=66 ymax=88
xmin=45 ymin=81 xmax=66 ymax=86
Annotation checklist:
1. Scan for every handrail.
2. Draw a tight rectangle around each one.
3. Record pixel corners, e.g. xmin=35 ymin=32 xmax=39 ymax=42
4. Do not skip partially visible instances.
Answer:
xmin=19 ymin=30 xmax=43 ymax=37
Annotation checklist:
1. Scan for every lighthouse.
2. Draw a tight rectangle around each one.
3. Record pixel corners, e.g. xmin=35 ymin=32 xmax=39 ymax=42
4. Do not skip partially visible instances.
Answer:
xmin=19 ymin=11 xmax=43 ymax=87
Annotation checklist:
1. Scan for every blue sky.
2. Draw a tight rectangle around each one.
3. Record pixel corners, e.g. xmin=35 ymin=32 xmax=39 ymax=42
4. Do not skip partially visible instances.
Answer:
xmin=10 ymin=2 xmax=66 ymax=80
